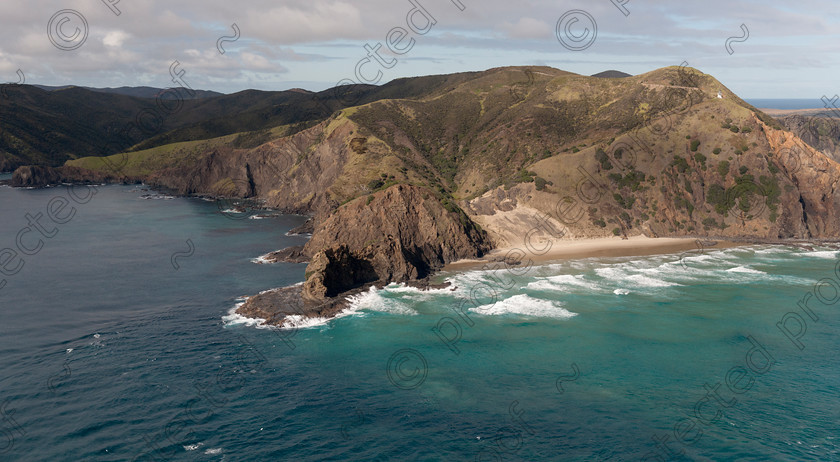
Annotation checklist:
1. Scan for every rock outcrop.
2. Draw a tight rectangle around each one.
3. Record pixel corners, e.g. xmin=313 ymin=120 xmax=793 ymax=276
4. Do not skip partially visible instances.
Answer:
xmin=778 ymin=115 xmax=840 ymax=163
xmin=298 ymin=184 xmax=492 ymax=303
xmin=10 ymin=165 xmax=135 ymax=187
xmin=236 ymin=184 xmax=492 ymax=324
xmin=257 ymin=246 xmax=309 ymax=264
xmin=11 ymin=166 xmax=63 ymax=187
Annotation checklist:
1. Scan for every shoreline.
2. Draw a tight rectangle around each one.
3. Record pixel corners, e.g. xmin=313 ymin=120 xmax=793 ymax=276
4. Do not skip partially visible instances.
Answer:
xmin=444 ymin=236 xmax=742 ymax=272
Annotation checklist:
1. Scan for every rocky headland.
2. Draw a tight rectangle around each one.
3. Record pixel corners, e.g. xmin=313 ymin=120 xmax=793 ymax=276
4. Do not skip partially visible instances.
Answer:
xmin=10 ymin=65 xmax=840 ymax=327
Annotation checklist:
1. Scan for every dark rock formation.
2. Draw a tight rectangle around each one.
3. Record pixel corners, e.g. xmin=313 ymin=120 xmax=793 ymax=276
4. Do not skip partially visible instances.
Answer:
xmin=302 ymin=245 xmax=379 ymax=300
xmin=778 ymin=114 xmax=840 ymax=163
xmin=236 ymin=184 xmax=492 ymax=323
xmin=287 ymin=218 xmax=314 ymax=235
xmin=257 ymin=245 xmax=309 ymax=264
xmin=236 ymin=284 xmax=353 ymax=325
xmin=299 ymin=184 xmax=492 ymax=303
xmin=11 ymin=166 xmax=63 ymax=187
xmin=237 ymin=277 xmax=453 ymax=327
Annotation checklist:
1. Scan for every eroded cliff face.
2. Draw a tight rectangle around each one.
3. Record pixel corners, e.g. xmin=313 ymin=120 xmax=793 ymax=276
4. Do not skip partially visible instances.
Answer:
xmin=10 ymin=166 xmax=62 ymax=187
xmin=299 ymin=184 xmax=493 ymax=302
xmin=465 ymin=104 xmax=840 ymax=247
xmin=779 ymin=115 xmax=840 ymax=163
xmin=763 ymin=123 xmax=840 ymax=237
xmin=142 ymin=117 xmax=392 ymax=221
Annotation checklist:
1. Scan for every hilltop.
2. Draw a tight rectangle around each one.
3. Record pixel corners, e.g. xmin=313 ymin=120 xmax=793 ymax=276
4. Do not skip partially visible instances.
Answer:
xmin=592 ymin=70 xmax=632 ymax=78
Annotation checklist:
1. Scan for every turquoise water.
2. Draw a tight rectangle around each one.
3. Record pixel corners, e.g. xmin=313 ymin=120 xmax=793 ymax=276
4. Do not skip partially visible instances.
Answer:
xmin=0 ymin=183 xmax=838 ymax=461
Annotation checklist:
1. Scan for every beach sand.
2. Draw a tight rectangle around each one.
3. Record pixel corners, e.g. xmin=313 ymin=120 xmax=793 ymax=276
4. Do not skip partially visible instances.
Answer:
xmin=445 ymin=235 xmax=741 ymax=271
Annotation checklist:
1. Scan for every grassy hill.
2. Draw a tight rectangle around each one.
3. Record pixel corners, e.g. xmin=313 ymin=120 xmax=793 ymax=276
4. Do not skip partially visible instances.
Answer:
xmin=60 ymin=65 xmax=840 ymax=241
xmin=0 ymin=72 xmax=481 ymax=171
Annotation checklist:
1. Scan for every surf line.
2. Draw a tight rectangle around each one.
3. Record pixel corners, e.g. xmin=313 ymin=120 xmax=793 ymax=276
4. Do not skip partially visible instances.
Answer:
xmin=0 ymin=184 xmax=97 ymax=293
xmin=430 ymin=140 xmax=644 ymax=353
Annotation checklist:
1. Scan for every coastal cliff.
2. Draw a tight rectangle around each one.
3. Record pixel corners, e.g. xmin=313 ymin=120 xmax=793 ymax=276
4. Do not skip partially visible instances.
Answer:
xmin=300 ymin=183 xmax=491 ymax=301
xmin=12 ymin=65 xmax=840 ymax=324
xmin=237 ymin=183 xmax=491 ymax=325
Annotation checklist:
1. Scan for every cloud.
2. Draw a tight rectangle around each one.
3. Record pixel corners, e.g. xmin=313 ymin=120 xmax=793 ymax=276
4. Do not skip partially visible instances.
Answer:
xmin=0 ymin=0 xmax=836 ymax=95
xmin=243 ymin=1 xmax=367 ymax=44
xmin=102 ymin=30 xmax=129 ymax=48
xmin=501 ymin=17 xmax=552 ymax=40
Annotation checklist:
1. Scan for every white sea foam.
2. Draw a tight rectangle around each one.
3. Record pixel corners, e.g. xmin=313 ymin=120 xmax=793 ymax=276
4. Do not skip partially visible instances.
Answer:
xmin=250 ymin=255 xmax=272 ymax=264
xmin=379 ymin=282 xmax=455 ymax=297
xmin=221 ymin=303 xmax=269 ymax=328
xmin=594 ymin=266 xmax=624 ymax=280
xmin=470 ymin=294 xmax=577 ymax=318
xmin=674 ymin=253 xmax=716 ymax=266
xmin=595 ymin=266 xmax=679 ymax=288
xmin=281 ymin=314 xmax=334 ymax=329
xmin=345 ymin=286 xmax=417 ymax=315
xmin=184 ymin=443 xmax=204 ymax=451
xmin=204 ymin=448 xmax=223 ymax=455
xmin=250 ymin=251 xmax=281 ymax=264
xmin=726 ymin=266 xmax=765 ymax=274
xmin=614 ymin=288 xmax=630 ymax=295
xmin=527 ymin=280 xmax=562 ymax=291
xmin=222 ymin=282 xmax=366 ymax=330
xmin=626 ymin=273 xmax=679 ymax=287
xmin=805 ymin=250 xmax=838 ymax=259
xmin=527 ymin=274 xmax=600 ymax=292
xmin=752 ymin=246 xmax=789 ymax=255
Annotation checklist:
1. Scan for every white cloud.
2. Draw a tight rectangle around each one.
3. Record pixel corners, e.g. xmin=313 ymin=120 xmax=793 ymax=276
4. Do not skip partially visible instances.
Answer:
xmin=103 ymin=30 xmax=129 ymax=48
xmin=0 ymin=0 xmax=836 ymax=95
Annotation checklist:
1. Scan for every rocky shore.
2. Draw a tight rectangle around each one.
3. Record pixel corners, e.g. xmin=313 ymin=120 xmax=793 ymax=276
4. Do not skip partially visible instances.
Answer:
xmin=238 ymin=183 xmax=491 ymax=326
xmin=10 ymin=165 xmax=138 ymax=188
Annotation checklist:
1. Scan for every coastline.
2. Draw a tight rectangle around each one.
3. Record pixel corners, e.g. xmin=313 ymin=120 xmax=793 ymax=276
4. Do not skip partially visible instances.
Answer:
xmin=444 ymin=235 xmax=742 ymax=272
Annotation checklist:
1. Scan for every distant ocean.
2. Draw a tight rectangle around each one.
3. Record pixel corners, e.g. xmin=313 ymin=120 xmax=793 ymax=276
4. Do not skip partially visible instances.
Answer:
xmin=0 ymin=183 xmax=838 ymax=461
xmin=745 ymin=98 xmax=826 ymax=110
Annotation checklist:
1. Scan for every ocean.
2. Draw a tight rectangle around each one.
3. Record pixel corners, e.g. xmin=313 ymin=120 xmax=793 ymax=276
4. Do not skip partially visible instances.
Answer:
xmin=0 ymin=181 xmax=837 ymax=461
xmin=744 ymin=99 xmax=828 ymax=110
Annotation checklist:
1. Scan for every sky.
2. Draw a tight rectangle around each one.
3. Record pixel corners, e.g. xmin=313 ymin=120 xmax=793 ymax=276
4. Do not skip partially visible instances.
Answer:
xmin=0 ymin=0 xmax=838 ymax=98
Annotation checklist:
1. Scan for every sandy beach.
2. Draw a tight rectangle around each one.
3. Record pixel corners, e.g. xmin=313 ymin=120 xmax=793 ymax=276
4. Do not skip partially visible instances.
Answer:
xmin=444 ymin=235 xmax=741 ymax=271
